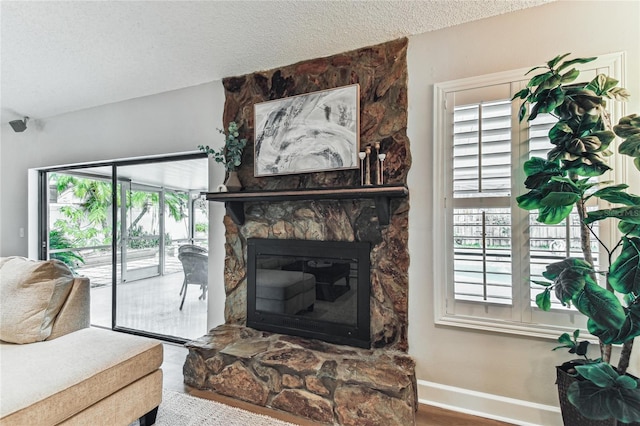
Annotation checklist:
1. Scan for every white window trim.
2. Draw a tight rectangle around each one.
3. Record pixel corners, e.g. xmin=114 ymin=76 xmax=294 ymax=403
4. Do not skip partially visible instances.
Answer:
xmin=432 ymin=52 xmax=626 ymax=340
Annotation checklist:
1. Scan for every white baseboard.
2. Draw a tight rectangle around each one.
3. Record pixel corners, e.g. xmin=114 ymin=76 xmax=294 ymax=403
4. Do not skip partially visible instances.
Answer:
xmin=417 ymin=379 xmax=562 ymax=426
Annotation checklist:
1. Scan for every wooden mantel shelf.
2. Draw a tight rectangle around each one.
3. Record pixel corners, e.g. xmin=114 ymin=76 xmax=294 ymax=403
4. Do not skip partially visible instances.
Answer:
xmin=204 ymin=184 xmax=408 ymax=226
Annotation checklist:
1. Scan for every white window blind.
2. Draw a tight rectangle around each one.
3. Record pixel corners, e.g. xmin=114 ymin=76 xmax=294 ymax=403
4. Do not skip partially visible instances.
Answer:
xmin=453 ymin=101 xmax=512 ymax=198
xmin=433 ymin=53 xmax=623 ymax=338
xmin=452 ymin=99 xmax=513 ymax=305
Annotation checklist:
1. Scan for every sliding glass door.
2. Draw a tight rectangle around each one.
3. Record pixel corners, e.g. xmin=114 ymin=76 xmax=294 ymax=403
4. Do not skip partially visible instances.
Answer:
xmin=39 ymin=154 xmax=209 ymax=342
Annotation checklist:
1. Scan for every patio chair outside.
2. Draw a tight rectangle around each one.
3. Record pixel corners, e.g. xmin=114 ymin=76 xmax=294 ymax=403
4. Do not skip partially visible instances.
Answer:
xmin=178 ymin=244 xmax=208 ymax=298
xmin=178 ymin=251 xmax=208 ymax=310
xmin=178 ymin=244 xmax=208 ymax=255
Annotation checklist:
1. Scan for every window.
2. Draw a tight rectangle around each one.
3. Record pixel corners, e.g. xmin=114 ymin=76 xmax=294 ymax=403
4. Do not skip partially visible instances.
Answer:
xmin=433 ymin=53 xmax=625 ymax=338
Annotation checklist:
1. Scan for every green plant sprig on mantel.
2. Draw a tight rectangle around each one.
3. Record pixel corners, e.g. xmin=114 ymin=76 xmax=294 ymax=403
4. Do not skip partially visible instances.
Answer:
xmin=512 ymin=53 xmax=640 ymax=424
xmin=198 ymin=121 xmax=247 ymax=172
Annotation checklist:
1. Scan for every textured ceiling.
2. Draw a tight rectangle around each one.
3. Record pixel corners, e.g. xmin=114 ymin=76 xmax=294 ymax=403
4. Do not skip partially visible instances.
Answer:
xmin=1 ymin=0 xmax=551 ymax=123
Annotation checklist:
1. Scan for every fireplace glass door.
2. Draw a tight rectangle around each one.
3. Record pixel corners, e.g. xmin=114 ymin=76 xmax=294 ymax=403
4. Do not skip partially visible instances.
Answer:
xmin=247 ymin=239 xmax=371 ymax=348
xmin=256 ymin=254 xmax=357 ymax=326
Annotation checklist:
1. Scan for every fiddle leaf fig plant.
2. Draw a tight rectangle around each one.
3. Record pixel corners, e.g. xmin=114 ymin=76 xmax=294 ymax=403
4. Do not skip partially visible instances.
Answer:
xmin=198 ymin=121 xmax=247 ymax=172
xmin=513 ymin=53 xmax=640 ymax=423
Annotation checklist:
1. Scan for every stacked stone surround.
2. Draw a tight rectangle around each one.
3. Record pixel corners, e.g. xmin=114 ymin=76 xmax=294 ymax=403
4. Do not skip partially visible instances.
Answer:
xmin=221 ymin=37 xmax=410 ymax=351
xmin=185 ymin=325 xmax=416 ymax=425
xmin=184 ymin=38 xmax=415 ymax=425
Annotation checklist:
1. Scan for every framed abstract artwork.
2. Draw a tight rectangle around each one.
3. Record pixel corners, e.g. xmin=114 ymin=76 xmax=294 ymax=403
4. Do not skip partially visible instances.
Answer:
xmin=253 ymin=84 xmax=360 ymax=177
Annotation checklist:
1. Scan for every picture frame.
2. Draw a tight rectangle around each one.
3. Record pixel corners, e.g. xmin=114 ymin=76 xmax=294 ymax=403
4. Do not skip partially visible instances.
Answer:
xmin=253 ymin=84 xmax=360 ymax=177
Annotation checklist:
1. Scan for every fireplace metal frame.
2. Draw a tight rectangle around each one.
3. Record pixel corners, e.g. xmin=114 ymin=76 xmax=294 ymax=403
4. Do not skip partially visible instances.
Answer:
xmin=247 ymin=238 xmax=371 ymax=348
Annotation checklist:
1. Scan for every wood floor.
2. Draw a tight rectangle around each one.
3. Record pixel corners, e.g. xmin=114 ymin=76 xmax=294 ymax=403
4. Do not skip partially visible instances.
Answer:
xmin=161 ymin=342 xmax=513 ymax=426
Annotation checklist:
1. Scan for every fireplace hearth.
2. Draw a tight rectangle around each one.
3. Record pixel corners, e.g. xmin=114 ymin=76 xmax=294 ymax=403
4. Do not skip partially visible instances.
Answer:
xmin=247 ymin=238 xmax=371 ymax=348
xmin=184 ymin=324 xmax=417 ymax=425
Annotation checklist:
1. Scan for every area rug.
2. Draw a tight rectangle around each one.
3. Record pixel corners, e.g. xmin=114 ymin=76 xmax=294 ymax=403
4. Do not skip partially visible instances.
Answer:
xmin=133 ymin=390 xmax=298 ymax=426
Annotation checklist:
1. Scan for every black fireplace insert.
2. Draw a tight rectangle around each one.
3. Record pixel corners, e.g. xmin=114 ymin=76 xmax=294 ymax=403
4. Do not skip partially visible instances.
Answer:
xmin=247 ymin=238 xmax=371 ymax=348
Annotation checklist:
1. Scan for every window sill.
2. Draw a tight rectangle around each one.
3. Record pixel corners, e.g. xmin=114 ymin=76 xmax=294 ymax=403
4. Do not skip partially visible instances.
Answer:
xmin=435 ymin=313 xmax=597 ymax=342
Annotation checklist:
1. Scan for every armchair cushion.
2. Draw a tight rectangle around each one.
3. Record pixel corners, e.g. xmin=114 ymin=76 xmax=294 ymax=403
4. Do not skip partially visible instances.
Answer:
xmin=0 ymin=257 xmax=75 ymax=344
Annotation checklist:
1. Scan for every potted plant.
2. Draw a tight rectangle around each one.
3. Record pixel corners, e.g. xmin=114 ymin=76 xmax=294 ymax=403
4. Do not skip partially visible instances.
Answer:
xmin=198 ymin=121 xmax=247 ymax=191
xmin=513 ymin=53 xmax=640 ymax=424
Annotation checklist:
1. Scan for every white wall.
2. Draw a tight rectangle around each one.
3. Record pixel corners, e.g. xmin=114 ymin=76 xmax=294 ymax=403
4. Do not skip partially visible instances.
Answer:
xmin=407 ymin=1 xmax=640 ymax=424
xmin=0 ymin=80 xmax=227 ymax=328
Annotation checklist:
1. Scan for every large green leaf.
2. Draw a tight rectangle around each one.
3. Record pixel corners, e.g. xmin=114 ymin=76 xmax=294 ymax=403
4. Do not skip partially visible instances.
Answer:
xmin=609 ymin=237 xmax=640 ymax=294
xmin=574 ymin=279 xmax=627 ymax=330
xmin=575 ymin=110 xmax=604 ymax=135
xmin=617 ymin=375 xmax=639 ymax=390
xmin=588 ymin=302 xmax=640 ymax=345
xmin=568 ymin=364 xmax=640 ymax=423
xmin=524 ymin=173 xmax=556 ymax=190
xmin=537 ymin=204 xmax=574 ymax=224
xmin=569 ymin=381 xmax=640 ymax=422
xmin=619 ymin=221 xmax=640 ymax=238
xmin=528 ymin=71 xmax=554 ymax=88
xmin=555 ymin=89 xmax=604 ymax=121
xmin=536 ymin=289 xmax=552 ymax=311
xmin=560 ymin=68 xmax=580 ymax=84
xmin=585 ymin=207 xmax=640 ymax=225
xmin=576 ymin=363 xmax=618 ymax=387
xmin=606 ymin=87 xmax=631 ymax=101
xmin=512 ymin=88 xmax=530 ymax=101
xmin=619 ymin=134 xmax=640 ymax=157
xmin=548 ymin=53 xmax=572 ymax=69
xmin=562 ymin=158 xmax=612 ymax=178
xmin=585 ymin=74 xmax=620 ymax=96
xmin=592 ymin=183 xmax=630 ymax=193
xmin=614 ymin=114 xmax=640 ymax=138
xmin=594 ymin=189 xmax=640 ymax=206
xmin=588 ymin=130 xmax=616 ymax=151
xmin=517 ymin=190 xmax=544 ymax=210
xmin=529 ymin=87 xmax=565 ymax=121
xmin=543 ymin=259 xmax=592 ymax=304
xmin=540 ymin=192 xmax=581 ymax=207
xmin=563 ymin=133 xmax=614 ymax=156
xmin=548 ymin=122 xmax=573 ymax=144
xmin=523 ymin=157 xmax=558 ymax=176
xmin=616 ymin=114 xmax=640 ymax=167
xmin=523 ymin=158 xmax=563 ymax=189
xmin=556 ymin=56 xmax=597 ymax=72
xmin=588 ymin=319 xmax=616 ymax=345
xmin=543 ymin=258 xmax=592 ymax=280
xmin=555 ymin=273 xmax=585 ymax=305
xmin=538 ymin=74 xmax=562 ymax=91
xmin=518 ymin=102 xmax=527 ymax=122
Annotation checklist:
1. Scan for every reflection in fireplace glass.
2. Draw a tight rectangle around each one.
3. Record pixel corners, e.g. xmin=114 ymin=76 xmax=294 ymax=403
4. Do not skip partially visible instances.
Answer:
xmin=255 ymin=254 xmax=357 ymax=326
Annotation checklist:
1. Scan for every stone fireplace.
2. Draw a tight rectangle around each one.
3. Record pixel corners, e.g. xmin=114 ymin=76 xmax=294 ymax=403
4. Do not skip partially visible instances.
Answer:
xmin=184 ymin=38 xmax=415 ymax=425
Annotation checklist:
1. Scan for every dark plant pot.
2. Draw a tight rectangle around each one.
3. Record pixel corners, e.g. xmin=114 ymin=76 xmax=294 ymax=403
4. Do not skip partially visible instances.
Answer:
xmin=556 ymin=362 xmax=640 ymax=426
xmin=224 ymin=171 xmax=242 ymax=192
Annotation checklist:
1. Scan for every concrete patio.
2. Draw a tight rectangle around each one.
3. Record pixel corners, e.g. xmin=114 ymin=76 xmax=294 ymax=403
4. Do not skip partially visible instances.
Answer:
xmin=77 ymin=254 xmax=208 ymax=341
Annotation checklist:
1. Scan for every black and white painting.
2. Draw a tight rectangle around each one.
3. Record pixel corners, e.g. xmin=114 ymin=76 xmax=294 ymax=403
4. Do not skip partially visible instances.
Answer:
xmin=254 ymin=84 xmax=360 ymax=176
